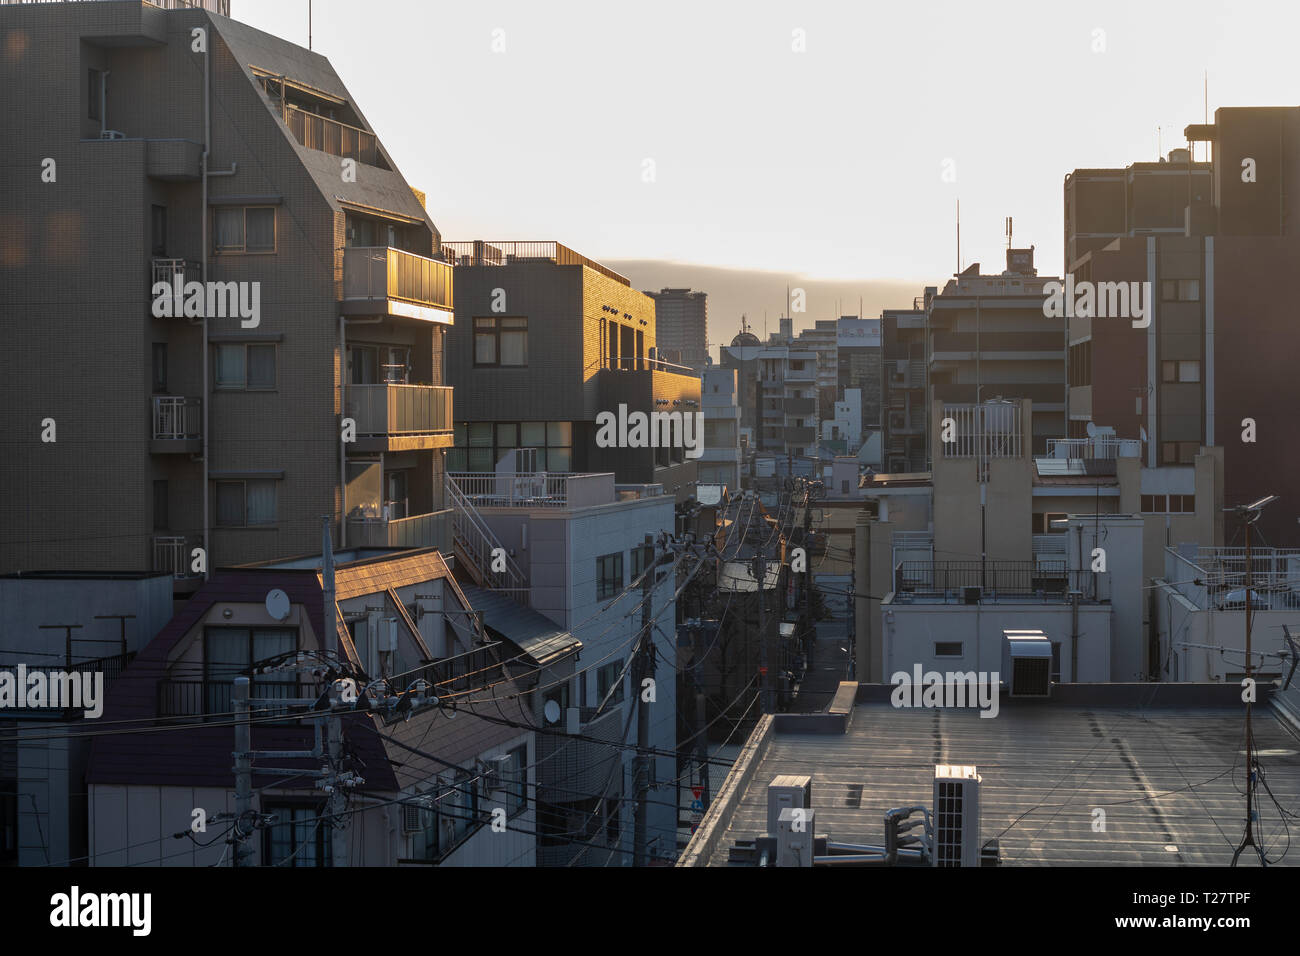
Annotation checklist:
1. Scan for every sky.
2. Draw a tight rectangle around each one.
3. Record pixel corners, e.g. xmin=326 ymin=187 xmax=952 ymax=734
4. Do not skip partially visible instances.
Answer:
xmin=235 ymin=0 xmax=1300 ymax=349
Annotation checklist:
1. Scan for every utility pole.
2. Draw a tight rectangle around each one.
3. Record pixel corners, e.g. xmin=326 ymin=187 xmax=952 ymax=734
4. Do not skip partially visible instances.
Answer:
xmin=755 ymin=549 xmax=771 ymax=714
xmin=93 ymin=614 xmax=135 ymax=657
xmin=633 ymin=533 xmax=656 ymax=867
xmin=326 ymin=680 xmax=348 ymax=867
xmin=232 ymin=676 xmax=252 ymax=867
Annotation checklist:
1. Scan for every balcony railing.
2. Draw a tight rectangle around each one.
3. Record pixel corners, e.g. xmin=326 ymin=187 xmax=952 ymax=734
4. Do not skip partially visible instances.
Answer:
xmin=446 ymin=472 xmax=614 ymax=510
xmin=345 ymin=383 xmax=452 ymax=438
xmin=150 ymin=257 xmax=200 ymax=295
xmin=347 ymin=508 xmax=452 ymax=550
xmin=0 ymin=651 xmax=136 ymax=718
xmin=441 ymin=240 xmax=630 ymax=286
xmin=893 ymin=560 xmax=1089 ymax=599
xmin=342 ymin=246 xmax=454 ymax=313
xmin=152 ymin=395 xmax=200 ymax=440
xmin=1046 ymin=437 xmax=1138 ymax=460
xmin=156 ymin=678 xmax=313 ymax=722
xmin=1 ymin=0 xmax=229 ymax=9
xmin=286 ymin=107 xmax=378 ymax=165
xmin=153 ymin=535 xmax=201 ymax=578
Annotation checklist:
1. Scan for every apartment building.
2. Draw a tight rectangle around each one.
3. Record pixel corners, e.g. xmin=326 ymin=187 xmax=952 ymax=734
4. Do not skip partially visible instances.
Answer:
xmin=836 ymin=317 xmax=882 ymax=434
xmin=926 ymin=249 xmax=1065 ymax=456
xmin=794 ymin=319 xmax=839 ymax=427
xmin=699 ymin=367 xmax=742 ymax=487
xmin=721 ymin=329 xmax=818 ymax=460
xmin=880 ymin=299 xmax=930 ymax=473
xmin=445 ymin=470 xmax=679 ymax=864
xmin=443 ymin=242 xmax=700 ymax=500
xmin=1064 ymin=106 xmax=1300 ymax=545
xmin=644 ymin=287 xmax=708 ymax=373
xmin=0 ymin=0 xmax=455 ymax=584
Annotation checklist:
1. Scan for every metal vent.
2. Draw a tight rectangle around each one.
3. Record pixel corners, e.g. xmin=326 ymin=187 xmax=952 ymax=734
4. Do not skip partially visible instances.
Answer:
xmin=933 ymin=780 xmax=964 ymax=867
xmin=1011 ymin=656 xmax=1051 ymax=697
xmin=401 ymin=802 xmax=424 ymax=833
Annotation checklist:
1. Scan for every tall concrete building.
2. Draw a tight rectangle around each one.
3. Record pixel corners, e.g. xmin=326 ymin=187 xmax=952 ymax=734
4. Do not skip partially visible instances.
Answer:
xmin=644 ymin=287 xmax=708 ymax=373
xmin=794 ymin=319 xmax=839 ymax=427
xmin=443 ymin=242 xmax=700 ymax=498
xmin=927 ymin=249 xmax=1065 ymax=457
xmin=0 ymin=0 xmax=455 ymax=586
xmin=880 ymin=298 xmax=930 ymax=473
xmin=836 ymin=316 xmax=881 ymax=435
xmin=699 ymin=367 xmax=742 ymax=487
xmin=1065 ymin=106 xmax=1300 ymax=544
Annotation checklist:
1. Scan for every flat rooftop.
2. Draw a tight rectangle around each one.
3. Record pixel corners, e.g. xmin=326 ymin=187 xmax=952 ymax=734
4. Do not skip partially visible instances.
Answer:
xmin=699 ymin=688 xmax=1300 ymax=866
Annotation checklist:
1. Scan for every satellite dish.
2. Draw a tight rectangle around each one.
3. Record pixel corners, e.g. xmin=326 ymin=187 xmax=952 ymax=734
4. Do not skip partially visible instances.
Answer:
xmin=1085 ymin=421 xmax=1097 ymax=438
xmin=543 ymin=699 xmax=561 ymax=724
xmin=1139 ymin=425 xmax=1148 ymax=443
xmin=265 ymin=588 xmax=291 ymax=621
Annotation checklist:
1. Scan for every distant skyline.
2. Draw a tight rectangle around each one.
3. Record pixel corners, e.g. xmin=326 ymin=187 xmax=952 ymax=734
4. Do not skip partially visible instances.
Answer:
xmin=235 ymin=0 xmax=1300 ymax=331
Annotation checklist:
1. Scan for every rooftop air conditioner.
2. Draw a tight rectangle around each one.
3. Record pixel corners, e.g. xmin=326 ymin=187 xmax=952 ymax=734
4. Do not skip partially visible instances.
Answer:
xmin=401 ymin=800 xmax=425 ymax=833
xmin=767 ymin=774 xmax=812 ymax=835
xmin=776 ymin=807 xmax=814 ymax=867
xmin=932 ymin=765 xmax=981 ymax=867
xmin=1002 ymin=629 xmax=1052 ymax=697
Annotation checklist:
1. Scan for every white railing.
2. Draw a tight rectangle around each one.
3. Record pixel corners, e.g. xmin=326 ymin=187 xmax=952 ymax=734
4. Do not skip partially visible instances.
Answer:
xmin=444 ymin=476 xmax=528 ymax=602
xmin=446 ymin=472 xmax=615 ymax=510
xmin=940 ymin=403 xmax=1022 ymax=460
xmin=153 ymin=535 xmax=199 ymax=578
xmin=152 ymin=396 xmax=200 ymax=439
xmin=150 ymin=257 xmax=200 ymax=293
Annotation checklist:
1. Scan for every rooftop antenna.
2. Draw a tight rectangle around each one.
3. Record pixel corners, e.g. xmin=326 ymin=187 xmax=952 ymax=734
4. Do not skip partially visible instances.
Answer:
xmin=1006 ymin=216 xmax=1013 ymax=250
xmin=308 ymin=0 xmax=312 ymax=50
xmin=1227 ymin=494 xmax=1279 ymax=868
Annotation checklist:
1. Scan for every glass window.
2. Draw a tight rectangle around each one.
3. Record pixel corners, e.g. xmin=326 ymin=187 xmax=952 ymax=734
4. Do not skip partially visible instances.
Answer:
xmin=215 ymin=343 xmax=245 ymax=388
xmin=246 ymin=479 xmax=277 ymax=525
xmin=500 ymin=317 xmax=528 ymax=366
xmin=213 ymin=206 xmax=275 ymax=253
xmin=597 ymin=660 xmax=625 ymax=706
xmin=935 ymin=642 xmax=963 ymax=658
xmin=546 ymin=447 xmax=571 ymax=472
xmin=521 ymin=422 xmax=546 ymax=447
xmin=547 ymin=421 xmax=571 ymax=447
xmin=88 ymin=69 xmax=102 ymax=121
xmin=215 ymin=481 xmax=246 ymax=526
xmin=1178 ymin=360 xmax=1200 ymax=383
xmin=248 ymin=345 xmax=277 ymax=389
xmin=505 ymin=745 xmax=527 ymax=818
xmin=596 ymin=552 xmax=624 ymax=600
xmin=264 ymin=805 xmax=329 ymax=867
xmin=496 ymin=423 xmax=518 ymax=448
xmin=246 ymin=207 xmax=275 ymax=252
xmin=214 ymin=479 xmax=278 ymax=526
xmin=473 ymin=317 xmax=528 ymax=367
xmin=214 ymin=208 xmax=244 ymax=252
xmin=474 ymin=318 xmax=496 ymax=365
xmin=1178 ymin=279 xmax=1200 ymax=301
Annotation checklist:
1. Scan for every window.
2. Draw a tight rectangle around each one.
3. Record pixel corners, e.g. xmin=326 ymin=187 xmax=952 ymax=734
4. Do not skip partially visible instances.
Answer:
xmin=214 ymin=343 xmax=276 ymax=390
xmin=215 ymin=478 xmax=278 ymax=527
xmin=597 ymin=660 xmax=625 ymax=706
xmin=153 ymin=479 xmax=169 ymax=532
xmin=935 ymin=642 xmax=963 ymax=658
xmin=504 ymin=744 xmax=527 ymax=818
xmin=473 ymin=317 xmax=528 ymax=367
xmin=263 ymin=804 xmax=329 ymax=867
xmin=203 ymin=626 xmax=297 ymax=715
xmin=1160 ymin=441 xmax=1200 ymax=465
xmin=152 ymin=342 xmax=167 ymax=393
xmin=630 ymin=543 xmax=653 ymax=583
xmin=213 ymin=206 xmax=276 ymax=253
xmin=349 ymin=344 xmax=410 ymax=384
xmin=88 ymin=68 xmax=102 ymax=121
xmin=450 ymin=420 xmax=573 ymax=473
xmin=151 ymin=205 xmax=167 ymax=257
xmin=596 ymin=552 xmax=624 ymax=600
xmin=1160 ymin=278 xmax=1200 ymax=302
xmin=1141 ymin=494 xmax=1196 ymax=514
xmin=1162 ymin=360 xmax=1201 ymax=383
xmin=0 ymin=781 xmax=16 ymax=865
xmin=1050 ymin=642 xmax=1062 ymax=683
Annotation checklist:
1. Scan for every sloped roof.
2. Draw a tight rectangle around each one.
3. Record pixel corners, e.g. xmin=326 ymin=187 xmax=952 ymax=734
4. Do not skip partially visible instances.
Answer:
xmin=457 ymin=584 xmax=581 ymax=667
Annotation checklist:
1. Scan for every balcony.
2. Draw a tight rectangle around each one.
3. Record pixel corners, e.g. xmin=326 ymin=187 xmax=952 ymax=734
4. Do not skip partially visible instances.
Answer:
xmin=150 ymin=258 xmax=200 ymax=300
xmin=286 ymin=107 xmax=379 ymax=166
xmin=145 ymin=138 xmax=202 ymax=181
xmin=156 ymin=678 xmax=315 ymax=723
xmin=785 ymin=397 xmax=816 ymax=415
xmin=892 ymin=560 xmax=1091 ymax=603
xmin=784 ymin=366 xmax=816 ymax=383
xmin=344 ymin=383 xmax=453 ymax=452
xmin=447 ymin=472 xmax=617 ymax=510
xmin=153 ymin=535 xmax=202 ymax=579
xmin=347 ymin=508 xmax=452 ymax=550
xmin=342 ymin=246 xmax=453 ymax=322
xmin=0 ymin=651 xmax=136 ymax=718
xmin=150 ymin=396 xmax=201 ymax=454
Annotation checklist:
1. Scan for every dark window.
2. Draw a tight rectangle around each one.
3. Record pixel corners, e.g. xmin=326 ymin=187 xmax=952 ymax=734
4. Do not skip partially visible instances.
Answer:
xmin=596 ymin=660 xmax=625 ymax=706
xmin=505 ymin=744 xmax=527 ymax=818
xmin=596 ymin=552 xmax=624 ymax=600
xmin=935 ymin=642 xmax=963 ymax=658
xmin=473 ymin=317 xmax=528 ymax=367
xmin=151 ymin=205 xmax=167 ymax=257
xmin=630 ymin=544 xmax=653 ymax=583
xmin=213 ymin=206 xmax=276 ymax=253
xmin=263 ymin=804 xmax=330 ymax=867
xmin=214 ymin=343 xmax=276 ymax=390
xmin=153 ymin=479 xmax=169 ymax=531
xmin=214 ymin=478 xmax=278 ymax=527
xmin=152 ymin=342 xmax=168 ymax=393
xmin=203 ymin=626 xmax=297 ymax=716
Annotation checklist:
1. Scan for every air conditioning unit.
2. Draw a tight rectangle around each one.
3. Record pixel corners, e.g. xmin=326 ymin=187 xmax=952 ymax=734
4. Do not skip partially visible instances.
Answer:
xmin=1003 ymin=629 xmax=1052 ymax=697
xmin=401 ymin=800 xmax=425 ymax=833
xmin=767 ymin=774 xmax=812 ymax=835
xmin=776 ymin=807 xmax=814 ymax=867
xmin=99 ymin=129 xmax=125 ymax=140
xmin=932 ymin=765 xmax=981 ymax=867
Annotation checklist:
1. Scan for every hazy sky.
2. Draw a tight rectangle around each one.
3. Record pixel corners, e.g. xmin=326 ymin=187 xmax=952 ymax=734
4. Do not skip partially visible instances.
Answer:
xmin=235 ymin=0 xmax=1300 ymax=340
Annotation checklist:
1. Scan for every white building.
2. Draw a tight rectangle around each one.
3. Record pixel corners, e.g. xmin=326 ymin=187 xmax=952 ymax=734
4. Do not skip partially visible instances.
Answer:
xmin=821 ymin=387 xmax=863 ymax=452
xmin=700 ymin=367 xmax=742 ymax=487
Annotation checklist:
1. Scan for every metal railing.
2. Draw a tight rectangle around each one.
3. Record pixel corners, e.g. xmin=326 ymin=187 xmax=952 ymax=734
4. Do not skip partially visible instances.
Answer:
xmin=153 ymin=535 xmax=201 ymax=578
xmin=446 ymin=472 xmax=617 ymax=509
xmin=444 ymin=475 xmax=529 ymax=602
xmin=342 ymin=246 xmax=453 ymax=311
xmin=940 ymin=403 xmax=1022 ymax=459
xmin=285 ymin=106 xmax=378 ymax=165
xmin=441 ymin=240 xmax=629 ymax=286
xmin=345 ymin=383 xmax=452 ymax=438
xmin=0 ymin=651 xmax=138 ymax=717
xmin=1 ymin=0 xmax=228 ymax=9
xmin=157 ymin=678 xmax=312 ymax=721
xmin=152 ymin=395 xmax=201 ymax=440
xmin=1046 ymin=438 xmax=1136 ymax=459
xmin=150 ymin=257 xmax=200 ymax=293
xmin=893 ymin=560 xmax=1087 ymax=598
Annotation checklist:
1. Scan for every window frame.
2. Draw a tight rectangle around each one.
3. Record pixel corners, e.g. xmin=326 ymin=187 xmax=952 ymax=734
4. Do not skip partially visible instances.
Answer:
xmin=596 ymin=660 xmax=626 ymax=706
xmin=213 ymin=342 xmax=277 ymax=391
xmin=212 ymin=205 xmax=278 ymax=254
xmin=262 ymin=802 xmax=330 ymax=867
xmin=934 ymin=642 xmax=964 ymax=658
xmin=472 ymin=316 xmax=529 ymax=368
xmin=213 ymin=478 xmax=279 ymax=528
xmin=596 ymin=552 xmax=624 ymax=601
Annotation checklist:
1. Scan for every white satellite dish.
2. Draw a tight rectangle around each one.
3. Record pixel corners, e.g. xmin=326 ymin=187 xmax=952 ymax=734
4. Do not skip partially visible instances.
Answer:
xmin=543 ymin=699 xmax=562 ymax=724
xmin=265 ymin=588 xmax=291 ymax=621
xmin=1140 ymin=425 xmax=1148 ymax=443
xmin=1085 ymin=421 xmax=1097 ymax=438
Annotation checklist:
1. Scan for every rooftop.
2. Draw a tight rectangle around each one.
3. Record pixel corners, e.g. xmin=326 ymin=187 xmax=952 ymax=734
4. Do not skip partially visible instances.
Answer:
xmin=689 ymin=685 xmax=1300 ymax=866
xmin=441 ymin=240 xmax=629 ymax=286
